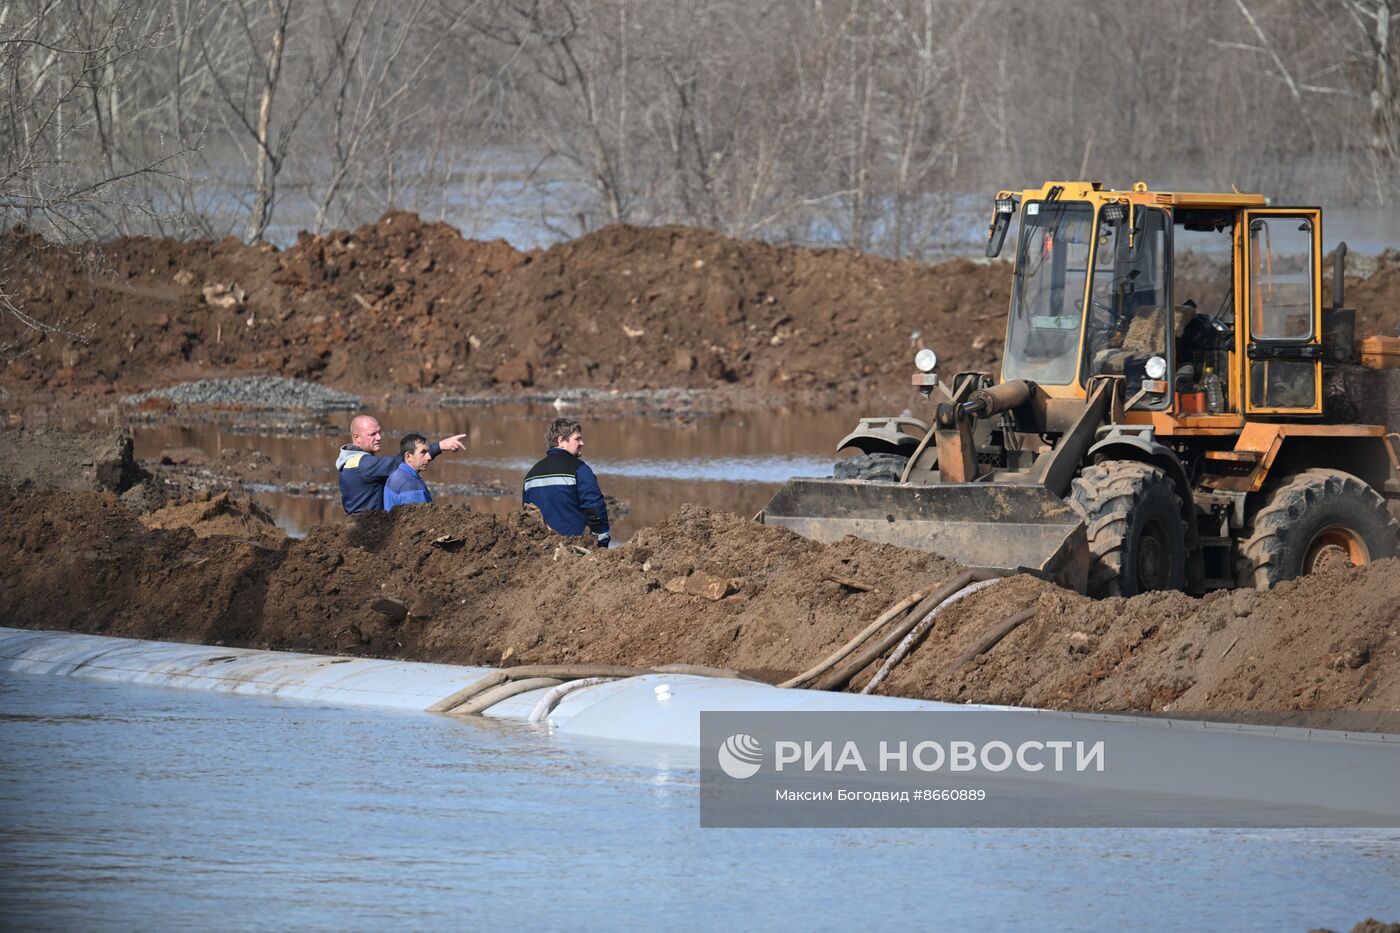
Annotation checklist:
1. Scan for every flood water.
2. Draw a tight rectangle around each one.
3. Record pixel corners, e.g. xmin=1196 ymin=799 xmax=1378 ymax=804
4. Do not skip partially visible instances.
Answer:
xmin=2 ymin=669 xmax=1399 ymax=931
xmin=132 ymin=401 xmax=869 ymax=537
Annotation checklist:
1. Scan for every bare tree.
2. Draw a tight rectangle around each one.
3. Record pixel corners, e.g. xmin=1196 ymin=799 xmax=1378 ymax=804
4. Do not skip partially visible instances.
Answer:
xmin=0 ymin=0 xmax=200 ymax=358
xmin=1339 ymin=0 xmax=1399 ymax=199
xmin=196 ymin=0 xmax=327 ymax=242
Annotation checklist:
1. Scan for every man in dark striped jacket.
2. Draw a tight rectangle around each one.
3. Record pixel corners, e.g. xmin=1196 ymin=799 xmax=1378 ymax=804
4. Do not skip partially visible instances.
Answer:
xmin=523 ymin=417 xmax=611 ymax=546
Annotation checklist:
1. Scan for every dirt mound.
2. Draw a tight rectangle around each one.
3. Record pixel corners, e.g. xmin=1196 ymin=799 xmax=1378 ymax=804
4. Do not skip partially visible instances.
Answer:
xmin=870 ymin=567 xmax=1400 ymax=713
xmin=1341 ymin=249 xmax=1400 ymax=341
xmin=0 ymin=425 xmax=170 ymax=510
xmin=2 ymin=488 xmax=1397 ymax=715
xmin=141 ymin=490 xmax=284 ymax=546
xmin=270 ymin=211 xmax=529 ymax=387
xmin=255 ymin=501 xmax=962 ymax=675
xmin=467 ymin=224 xmax=1006 ymax=397
xmin=0 ymin=487 xmax=283 ymax=647
xmin=1 ymin=215 xmax=1007 ymax=403
xmin=9 ymin=215 xmax=1400 ymax=407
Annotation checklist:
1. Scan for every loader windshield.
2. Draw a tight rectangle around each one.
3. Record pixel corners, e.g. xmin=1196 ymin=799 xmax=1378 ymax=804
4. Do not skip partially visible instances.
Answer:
xmin=1003 ymin=201 xmax=1093 ymax=385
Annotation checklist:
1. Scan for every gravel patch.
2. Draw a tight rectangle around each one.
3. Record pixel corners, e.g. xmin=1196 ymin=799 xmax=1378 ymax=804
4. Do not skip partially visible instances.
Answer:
xmin=125 ymin=377 xmax=360 ymax=411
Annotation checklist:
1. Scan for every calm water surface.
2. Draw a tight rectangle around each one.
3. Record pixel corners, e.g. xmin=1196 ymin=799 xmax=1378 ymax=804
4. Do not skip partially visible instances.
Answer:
xmin=2 ymin=670 xmax=1398 ymax=931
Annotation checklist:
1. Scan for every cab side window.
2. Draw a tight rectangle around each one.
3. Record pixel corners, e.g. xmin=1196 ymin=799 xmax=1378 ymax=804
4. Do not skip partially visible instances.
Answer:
xmin=1248 ymin=216 xmax=1316 ymax=409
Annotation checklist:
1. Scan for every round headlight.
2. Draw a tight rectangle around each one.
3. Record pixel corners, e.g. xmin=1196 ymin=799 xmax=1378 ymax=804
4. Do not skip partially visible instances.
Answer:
xmin=914 ymin=348 xmax=938 ymax=373
xmin=1145 ymin=355 xmax=1168 ymax=380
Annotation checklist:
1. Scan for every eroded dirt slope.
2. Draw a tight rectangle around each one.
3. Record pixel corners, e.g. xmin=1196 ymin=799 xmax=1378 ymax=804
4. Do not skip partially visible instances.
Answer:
xmin=3 ymin=486 xmax=1395 ymax=714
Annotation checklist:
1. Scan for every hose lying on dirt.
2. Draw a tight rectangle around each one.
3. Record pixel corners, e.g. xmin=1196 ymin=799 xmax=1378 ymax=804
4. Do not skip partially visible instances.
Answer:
xmin=500 ymin=663 xmax=648 ymax=680
xmin=653 ymin=663 xmax=754 ymax=681
xmin=777 ymin=586 xmax=940 ymax=690
xmin=941 ymin=606 xmax=1038 ymax=679
xmin=860 ymin=577 xmax=1002 ymax=695
xmin=811 ymin=571 xmax=988 ymax=692
xmin=527 ymin=677 xmax=620 ymax=724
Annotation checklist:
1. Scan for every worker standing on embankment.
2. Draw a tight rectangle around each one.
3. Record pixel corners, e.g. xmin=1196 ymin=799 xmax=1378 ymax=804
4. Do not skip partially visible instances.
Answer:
xmin=523 ymin=417 xmax=611 ymax=546
xmin=337 ymin=414 xmax=465 ymax=514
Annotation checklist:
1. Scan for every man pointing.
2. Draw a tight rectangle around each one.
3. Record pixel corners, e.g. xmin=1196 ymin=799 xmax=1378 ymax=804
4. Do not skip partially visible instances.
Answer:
xmin=336 ymin=414 xmax=466 ymax=514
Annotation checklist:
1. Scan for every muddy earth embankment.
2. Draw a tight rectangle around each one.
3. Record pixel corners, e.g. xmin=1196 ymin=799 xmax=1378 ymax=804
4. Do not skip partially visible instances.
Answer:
xmin=7 ymin=212 xmax=1400 ymax=408
xmin=2 ymin=214 xmax=1010 ymax=406
xmin=2 ymin=429 xmax=1396 ymax=715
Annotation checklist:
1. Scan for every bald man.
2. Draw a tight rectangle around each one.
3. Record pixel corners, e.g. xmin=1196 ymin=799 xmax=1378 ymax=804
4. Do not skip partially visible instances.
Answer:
xmin=335 ymin=414 xmax=466 ymax=514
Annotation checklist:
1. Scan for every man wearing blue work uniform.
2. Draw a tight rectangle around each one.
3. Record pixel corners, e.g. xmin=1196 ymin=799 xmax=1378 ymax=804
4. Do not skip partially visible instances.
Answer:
xmin=523 ymin=417 xmax=611 ymax=546
xmin=383 ymin=433 xmax=434 ymax=512
xmin=336 ymin=414 xmax=465 ymax=514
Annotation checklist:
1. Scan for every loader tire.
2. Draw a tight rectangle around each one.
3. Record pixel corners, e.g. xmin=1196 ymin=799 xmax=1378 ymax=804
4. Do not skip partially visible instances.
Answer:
xmin=834 ymin=452 xmax=907 ymax=482
xmin=1069 ymin=461 xmax=1188 ymax=598
xmin=1236 ymin=468 xmax=1399 ymax=590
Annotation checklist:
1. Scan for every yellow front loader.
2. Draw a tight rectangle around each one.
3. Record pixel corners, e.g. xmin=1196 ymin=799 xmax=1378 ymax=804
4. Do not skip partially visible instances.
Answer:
xmin=761 ymin=182 xmax=1400 ymax=595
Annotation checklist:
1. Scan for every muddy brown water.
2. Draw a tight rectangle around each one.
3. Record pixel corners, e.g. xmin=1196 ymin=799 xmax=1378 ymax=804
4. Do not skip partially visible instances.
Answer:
xmin=131 ymin=402 xmax=872 ymax=537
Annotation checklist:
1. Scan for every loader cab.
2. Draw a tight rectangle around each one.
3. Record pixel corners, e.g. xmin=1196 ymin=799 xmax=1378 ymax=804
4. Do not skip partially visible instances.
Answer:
xmin=1171 ymin=208 xmax=1237 ymax=413
xmin=998 ymin=183 xmax=1325 ymax=421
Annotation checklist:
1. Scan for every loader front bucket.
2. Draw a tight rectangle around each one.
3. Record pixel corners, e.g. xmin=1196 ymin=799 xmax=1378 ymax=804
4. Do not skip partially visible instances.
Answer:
xmin=758 ymin=479 xmax=1089 ymax=593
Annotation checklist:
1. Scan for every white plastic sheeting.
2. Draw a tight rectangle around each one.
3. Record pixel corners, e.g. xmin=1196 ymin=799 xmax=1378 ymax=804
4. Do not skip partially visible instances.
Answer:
xmin=0 ymin=627 xmax=495 ymax=711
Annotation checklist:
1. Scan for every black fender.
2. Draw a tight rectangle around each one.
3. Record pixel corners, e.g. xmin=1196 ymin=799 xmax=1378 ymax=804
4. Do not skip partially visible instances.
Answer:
xmin=837 ymin=416 xmax=929 ymax=456
xmin=1087 ymin=433 xmax=1198 ymax=548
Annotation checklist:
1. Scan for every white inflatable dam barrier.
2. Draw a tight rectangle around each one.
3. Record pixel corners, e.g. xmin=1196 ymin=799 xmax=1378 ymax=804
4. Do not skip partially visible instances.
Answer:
xmin=2 ymin=626 xmax=1397 ymax=821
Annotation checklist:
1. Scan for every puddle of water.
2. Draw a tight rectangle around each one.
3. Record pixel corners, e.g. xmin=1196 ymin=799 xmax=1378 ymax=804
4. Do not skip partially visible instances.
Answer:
xmin=131 ymin=402 xmax=872 ymax=538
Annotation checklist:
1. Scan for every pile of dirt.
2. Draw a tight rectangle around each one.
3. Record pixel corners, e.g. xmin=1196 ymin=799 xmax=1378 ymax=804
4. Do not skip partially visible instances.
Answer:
xmin=0 ymin=487 xmax=284 ymax=648
xmin=0 ymin=215 xmax=1006 ymax=404
xmin=463 ymin=224 xmax=1008 ymax=398
xmin=1339 ymin=249 xmax=1400 ymax=342
xmin=2 ymin=488 xmax=1396 ymax=715
xmin=869 ymin=567 xmax=1400 ymax=713
xmin=0 ymin=425 xmax=171 ymax=511
xmin=7 ymin=216 xmax=1400 ymax=408
xmin=140 ymin=490 xmax=284 ymax=547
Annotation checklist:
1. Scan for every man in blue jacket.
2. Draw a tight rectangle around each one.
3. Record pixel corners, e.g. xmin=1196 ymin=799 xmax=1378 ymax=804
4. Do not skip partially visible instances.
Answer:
xmin=383 ymin=433 xmax=434 ymax=512
xmin=336 ymin=414 xmax=465 ymax=514
xmin=523 ymin=417 xmax=611 ymax=546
